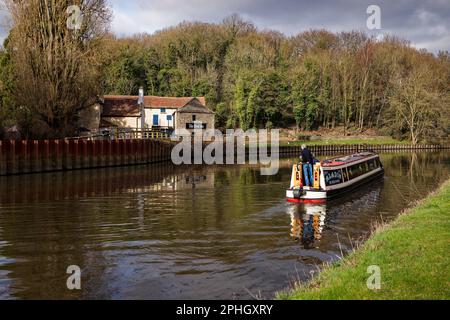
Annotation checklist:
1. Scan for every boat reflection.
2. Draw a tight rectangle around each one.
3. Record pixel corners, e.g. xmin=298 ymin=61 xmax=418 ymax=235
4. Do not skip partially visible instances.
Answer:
xmin=288 ymin=203 xmax=326 ymax=249
xmin=287 ymin=179 xmax=387 ymax=249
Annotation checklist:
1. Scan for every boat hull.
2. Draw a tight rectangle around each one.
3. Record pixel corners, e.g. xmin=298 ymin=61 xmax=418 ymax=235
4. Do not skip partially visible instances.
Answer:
xmin=286 ymin=189 xmax=327 ymax=202
xmin=286 ymin=169 xmax=384 ymax=202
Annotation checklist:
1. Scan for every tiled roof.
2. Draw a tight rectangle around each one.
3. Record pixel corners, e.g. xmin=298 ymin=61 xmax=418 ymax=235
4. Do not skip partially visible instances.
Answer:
xmin=144 ymin=96 xmax=206 ymax=108
xmin=101 ymin=95 xmax=207 ymax=116
xmin=176 ymin=98 xmax=214 ymax=114
xmin=102 ymin=96 xmax=141 ymax=117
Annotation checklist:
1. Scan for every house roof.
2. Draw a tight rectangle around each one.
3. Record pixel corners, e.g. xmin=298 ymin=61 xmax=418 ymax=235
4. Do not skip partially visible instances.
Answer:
xmin=101 ymin=95 xmax=207 ymax=116
xmin=176 ymin=98 xmax=215 ymax=114
xmin=102 ymin=96 xmax=141 ymax=117
xmin=144 ymin=96 xmax=206 ymax=109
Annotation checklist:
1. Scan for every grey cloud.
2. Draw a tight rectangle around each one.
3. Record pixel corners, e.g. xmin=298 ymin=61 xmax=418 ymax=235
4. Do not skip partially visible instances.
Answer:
xmin=110 ymin=0 xmax=450 ymax=52
xmin=1 ymin=1 xmax=449 ymax=52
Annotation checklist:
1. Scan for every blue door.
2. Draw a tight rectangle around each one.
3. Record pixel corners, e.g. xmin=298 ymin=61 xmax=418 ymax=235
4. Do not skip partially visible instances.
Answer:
xmin=153 ymin=114 xmax=159 ymax=126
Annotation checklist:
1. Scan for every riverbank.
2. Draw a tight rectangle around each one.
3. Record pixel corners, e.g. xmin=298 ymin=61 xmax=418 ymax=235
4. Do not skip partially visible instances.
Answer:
xmin=278 ymin=128 xmax=409 ymax=147
xmin=280 ymin=137 xmax=407 ymax=147
xmin=278 ymin=178 xmax=450 ymax=300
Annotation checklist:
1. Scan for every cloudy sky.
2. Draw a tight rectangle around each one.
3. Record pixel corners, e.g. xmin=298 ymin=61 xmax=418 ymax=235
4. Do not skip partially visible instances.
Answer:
xmin=1 ymin=0 xmax=449 ymax=52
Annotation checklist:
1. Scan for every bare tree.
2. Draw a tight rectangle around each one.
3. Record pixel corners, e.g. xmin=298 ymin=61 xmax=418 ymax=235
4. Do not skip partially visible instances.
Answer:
xmin=3 ymin=0 xmax=111 ymax=138
xmin=390 ymin=62 xmax=443 ymax=145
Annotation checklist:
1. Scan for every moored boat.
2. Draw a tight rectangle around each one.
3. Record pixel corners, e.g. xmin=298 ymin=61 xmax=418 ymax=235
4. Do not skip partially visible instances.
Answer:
xmin=286 ymin=152 xmax=384 ymax=202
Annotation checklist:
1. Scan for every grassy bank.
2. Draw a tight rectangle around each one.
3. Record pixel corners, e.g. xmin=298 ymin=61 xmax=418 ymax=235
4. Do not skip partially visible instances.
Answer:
xmin=278 ymin=179 xmax=450 ymax=300
xmin=277 ymin=128 xmax=409 ymax=147
xmin=280 ymin=137 xmax=408 ymax=147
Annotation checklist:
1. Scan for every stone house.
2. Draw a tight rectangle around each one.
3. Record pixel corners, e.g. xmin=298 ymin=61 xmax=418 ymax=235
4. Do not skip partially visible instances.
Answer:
xmin=174 ymin=98 xmax=215 ymax=136
xmin=80 ymin=94 xmax=215 ymax=135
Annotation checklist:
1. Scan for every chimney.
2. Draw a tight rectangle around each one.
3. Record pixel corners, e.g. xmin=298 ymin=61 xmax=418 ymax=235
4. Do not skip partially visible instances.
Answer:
xmin=138 ymin=87 xmax=145 ymax=130
xmin=138 ymin=87 xmax=144 ymax=105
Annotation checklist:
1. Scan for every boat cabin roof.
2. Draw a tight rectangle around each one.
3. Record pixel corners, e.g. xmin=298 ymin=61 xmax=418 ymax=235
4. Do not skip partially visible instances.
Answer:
xmin=322 ymin=152 xmax=378 ymax=168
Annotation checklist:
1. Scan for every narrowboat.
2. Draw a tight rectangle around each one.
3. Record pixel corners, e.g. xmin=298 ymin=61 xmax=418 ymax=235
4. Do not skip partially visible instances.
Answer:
xmin=286 ymin=152 xmax=384 ymax=202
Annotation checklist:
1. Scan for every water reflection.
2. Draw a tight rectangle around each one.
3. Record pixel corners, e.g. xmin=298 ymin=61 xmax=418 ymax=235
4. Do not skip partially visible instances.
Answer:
xmin=289 ymin=204 xmax=326 ymax=249
xmin=287 ymin=181 xmax=384 ymax=251
xmin=0 ymin=152 xmax=449 ymax=299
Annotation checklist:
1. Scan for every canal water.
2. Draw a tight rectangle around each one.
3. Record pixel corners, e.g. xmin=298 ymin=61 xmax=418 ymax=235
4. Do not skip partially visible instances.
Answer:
xmin=0 ymin=152 xmax=449 ymax=299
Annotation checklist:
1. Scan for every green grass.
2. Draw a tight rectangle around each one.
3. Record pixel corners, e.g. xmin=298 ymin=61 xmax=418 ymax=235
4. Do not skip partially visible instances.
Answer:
xmin=278 ymin=179 xmax=450 ymax=300
xmin=280 ymin=137 xmax=408 ymax=147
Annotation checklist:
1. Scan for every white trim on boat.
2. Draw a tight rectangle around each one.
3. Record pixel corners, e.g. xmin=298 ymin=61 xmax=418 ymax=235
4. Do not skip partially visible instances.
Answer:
xmin=286 ymin=189 xmax=327 ymax=200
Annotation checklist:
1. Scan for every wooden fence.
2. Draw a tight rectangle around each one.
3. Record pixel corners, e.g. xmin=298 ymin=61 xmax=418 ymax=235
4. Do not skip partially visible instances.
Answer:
xmin=275 ymin=144 xmax=450 ymax=155
xmin=0 ymin=140 xmax=448 ymax=176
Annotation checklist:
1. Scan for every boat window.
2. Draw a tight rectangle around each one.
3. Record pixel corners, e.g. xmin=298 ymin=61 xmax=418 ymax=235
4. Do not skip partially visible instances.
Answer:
xmin=368 ymin=159 xmax=376 ymax=170
xmin=347 ymin=158 xmax=382 ymax=180
xmin=347 ymin=166 xmax=355 ymax=180
xmin=348 ymin=164 xmax=363 ymax=180
xmin=362 ymin=162 xmax=369 ymax=174
xmin=356 ymin=164 xmax=364 ymax=176
xmin=342 ymin=167 xmax=349 ymax=181
xmin=375 ymin=158 xmax=382 ymax=168
xmin=357 ymin=163 xmax=364 ymax=175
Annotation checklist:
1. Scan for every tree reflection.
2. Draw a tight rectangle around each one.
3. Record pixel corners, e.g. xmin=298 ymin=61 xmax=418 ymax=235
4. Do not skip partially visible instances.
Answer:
xmin=0 ymin=152 xmax=448 ymax=299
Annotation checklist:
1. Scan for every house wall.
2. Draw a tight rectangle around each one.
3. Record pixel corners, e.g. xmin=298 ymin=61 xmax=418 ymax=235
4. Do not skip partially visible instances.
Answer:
xmin=174 ymin=112 xmax=215 ymax=136
xmin=145 ymin=108 xmax=177 ymax=128
xmin=102 ymin=116 xmax=141 ymax=128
